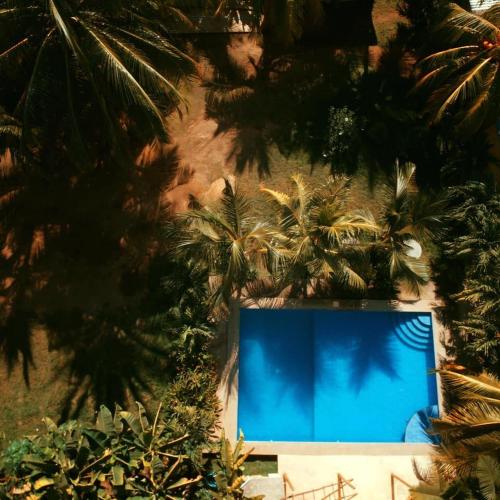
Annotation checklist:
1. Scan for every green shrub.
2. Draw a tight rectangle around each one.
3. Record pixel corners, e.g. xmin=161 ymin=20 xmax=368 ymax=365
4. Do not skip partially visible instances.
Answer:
xmin=0 ymin=405 xmax=202 ymax=499
xmin=162 ymin=368 xmax=222 ymax=460
xmin=327 ymin=106 xmax=360 ymax=171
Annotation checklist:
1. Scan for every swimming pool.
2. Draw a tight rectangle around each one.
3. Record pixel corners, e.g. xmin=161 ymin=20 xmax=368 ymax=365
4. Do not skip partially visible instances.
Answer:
xmin=238 ymin=308 xmax=438 ymax=443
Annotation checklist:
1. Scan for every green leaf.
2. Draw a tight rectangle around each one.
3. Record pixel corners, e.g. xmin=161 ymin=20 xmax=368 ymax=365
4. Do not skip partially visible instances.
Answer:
xmin=118 ymin=411 xmax=141 ymax=435
xmin=42 ymin=418 xmax=58 ymax=432
xmin=166 ymin=475 xmax=202 ymax=490
xmin=111 ymin=465 xmax=125 ymax=486
xmin=96 ymin=406 xmax=115 ymax=434
xmin=34 ymin=477 xmax=55 ymax=490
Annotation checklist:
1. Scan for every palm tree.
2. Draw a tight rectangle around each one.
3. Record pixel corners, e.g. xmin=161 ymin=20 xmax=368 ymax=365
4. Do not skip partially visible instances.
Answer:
xmin=415 ymin=3 xmax=500 ymax=134
xmin=170 ymin=179 xmax=279 ymax=309
xmin=377 ymin=162 xmax=443 ymax=296
xmin=441 ymin=182 xmax=500 ymax=374
xmin=0 ymin=0 xmax=194 ymax=159
xmin=210 ymin=0 xmax=325 ymax=47
xmin=419 ymin=370 xmax=500 ymax=500
xmin=262 ymin=174 xmax=378 ymax=297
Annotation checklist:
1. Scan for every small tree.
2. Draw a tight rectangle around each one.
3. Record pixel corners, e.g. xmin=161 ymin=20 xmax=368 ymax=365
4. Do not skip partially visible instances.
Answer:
xmin=170 ymin=179 xmax=279 ymax=309
xmin=262 ymin=174 xmax=378 ymax=297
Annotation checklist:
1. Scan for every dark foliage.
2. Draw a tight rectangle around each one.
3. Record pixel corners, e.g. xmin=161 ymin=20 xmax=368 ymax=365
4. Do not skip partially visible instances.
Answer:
xmin=433 ymin=183 xmax=500 ymax=375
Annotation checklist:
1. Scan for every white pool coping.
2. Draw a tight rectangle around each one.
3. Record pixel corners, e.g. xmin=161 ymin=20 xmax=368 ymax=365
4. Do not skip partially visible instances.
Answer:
xmin=218 ymin=296 xmax=447 ymax=455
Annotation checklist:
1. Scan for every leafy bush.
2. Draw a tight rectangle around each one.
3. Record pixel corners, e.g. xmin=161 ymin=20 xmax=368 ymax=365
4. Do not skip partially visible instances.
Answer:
xmin=433 ymin=182 xmax=500 ymax=375
xmin=0 ymin=405 xmax=202 ymax=499
xmin=162 ymin=368 xmax=221 ymax=459
xmin=326 ymin=106 xmax=360 ymax=171
xmin=0 ymin=406 xmax=262 ymax=500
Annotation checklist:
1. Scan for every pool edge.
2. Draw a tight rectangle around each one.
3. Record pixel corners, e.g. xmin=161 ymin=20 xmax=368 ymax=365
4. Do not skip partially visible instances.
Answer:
xmin=218 ymin=297 xmax=447 ymax=456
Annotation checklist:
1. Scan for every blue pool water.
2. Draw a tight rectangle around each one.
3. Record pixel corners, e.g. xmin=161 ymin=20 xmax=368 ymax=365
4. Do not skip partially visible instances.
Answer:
xmin=238 ymin=309 xmax=438 ymax=443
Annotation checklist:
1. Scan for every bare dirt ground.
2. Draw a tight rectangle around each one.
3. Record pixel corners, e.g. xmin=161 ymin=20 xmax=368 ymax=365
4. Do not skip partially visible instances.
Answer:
xmin=162 ymin=34 xmax=264 ymax=213
xmin=162 ymin=76 xmax=238 ymax=213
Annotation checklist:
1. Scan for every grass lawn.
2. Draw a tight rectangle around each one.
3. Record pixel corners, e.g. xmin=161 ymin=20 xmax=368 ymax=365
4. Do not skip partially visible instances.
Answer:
xmin=244 ymin=457 xmax=279 ymax=476
xmin=0 ymin=329 xmax=91 ymax=441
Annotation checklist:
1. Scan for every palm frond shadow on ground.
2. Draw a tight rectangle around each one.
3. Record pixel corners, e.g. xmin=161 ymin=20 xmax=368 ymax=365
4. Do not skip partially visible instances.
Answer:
xmin=0 ymin=138 xmax=187 ymax=416
xmin=201 ymin=36 xmax=366 ymax=177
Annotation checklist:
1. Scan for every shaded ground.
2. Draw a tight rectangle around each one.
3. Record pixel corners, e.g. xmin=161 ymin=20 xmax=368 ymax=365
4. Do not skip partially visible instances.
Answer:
xmin=164 ymin=0 xmax=403 ymax=214
xmin=0 ymin=328 xmax=89 ymax=438
xmin=1 ymin=0 xmax=404 ymax=439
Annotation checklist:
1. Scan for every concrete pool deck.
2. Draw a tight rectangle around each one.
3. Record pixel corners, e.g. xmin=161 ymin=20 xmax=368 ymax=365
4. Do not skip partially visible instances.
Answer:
xmin=216 ymin=290 xmax=447 ymax=498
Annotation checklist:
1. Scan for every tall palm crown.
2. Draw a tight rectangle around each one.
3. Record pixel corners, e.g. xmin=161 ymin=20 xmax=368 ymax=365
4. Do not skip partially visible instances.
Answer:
xmin=211 ymin=0 xmax=325 ymax=47
xmin=379 ymin=162 xmax=443 ymax=296
xmin=430 ymin=370 xmax=500 ymax=497
xmin=0 ymin=0 xmax=193 ymax=157
xmin=262 ymin=175 xmax=378 ymax=297
xmin=416 ymin=3 xmax=500 ymax=133
xmin=411 ymin=370 xmax=500 ymax=500
xmin=171 ymin=180 xmax=278 ymax=308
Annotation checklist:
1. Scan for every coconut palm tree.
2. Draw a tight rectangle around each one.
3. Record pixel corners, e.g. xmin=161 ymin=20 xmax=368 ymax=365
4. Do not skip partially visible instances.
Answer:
xmin=378 ymin=162 xmax=443 ymax=296
xmin=415 ymin=3 xmax=500 ymax=134
xmin=209 ymin=0 xmax=325 ymax=47
xmin=414 ymin=370 xmax=500 ymax=500
xmin=171 ymin=179 xmax=279 ymax=308
xmin=0 ymin=0 xmax=194 ymax=159
xmin=262 ymin=174 xmax=378 ymax=297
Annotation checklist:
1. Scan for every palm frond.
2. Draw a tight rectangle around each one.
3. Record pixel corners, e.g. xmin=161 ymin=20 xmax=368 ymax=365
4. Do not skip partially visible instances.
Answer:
xmin=395 ymin=161 xmax=416 ymax=200
xmin=476 ymin=455 xmax=500 ymax=500
xmin=0 ymin=125 xmax=21 ymax=138
xmin=260 ymin=187 xmax=292 ymax=208
xmin=48 ymin=0 xmax=77 ymax=52
xmin=22 ymin=29 xmax=56 ymax=128
xmin=389 ymin=249 xmax=428 ymax=296
xmin=438 ymin=370 xmax=500 ymax=402
xmin=329 ymin=259 xmax=367 ymax=291
xmin=0 ymin=36 xmax=29 ymax=59
xmin=481 ymin=4 xmax=500 ymax=26
xmin=93 ymin=28 xmax=185 ymax=103
xmin=415 ymin=64 xmax=450 ymax=90
xmin=442 ymin=4 xmax=499 ymax=44
xmin=432 ymin=56 xmax=493 ymax=123
xmin=419 ymin=45 xmax=479 ymax=68
xmin=456 ymin=62 xmax=498 ymax=133
xmin=77 ymin=21 xmax=167 ymax=138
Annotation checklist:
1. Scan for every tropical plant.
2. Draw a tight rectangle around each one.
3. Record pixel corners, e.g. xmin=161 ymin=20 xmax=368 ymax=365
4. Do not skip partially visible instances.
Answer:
xmin=170 ymin=179 xmax=279 ymax=308
xmin=415 ymin=3 xmax=500 ymax=134
xmin=162 ymin=367 xmax=221 ymax=459
xmin=431 ymin=370 xmax=500 ymax=465
xmin=209 ymin=0 xmax=325 ymax=48
xmin=410 ymin=456 xmax=500 ymax=500
xmin=377 ymin=162 xmax=444 ymax=296
xmin=0 ymin=404 xmax=202 ymax=498
xmin=258 ymin=0 xmax=325 ymax=48
xmin=410 ymin=370 xmax=500 ymax=500
xmin=0 ymin=0 xmax=194 ymax=160
xmin=262 ymin=174 xmax=378 ymax=297
xmin=435 ymin=182 xmax=500 ymax=374
xmin=209 ymin=431 xmax=261 ymax=500
xmin=327 ymin=106 xmax=360 ymax=171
